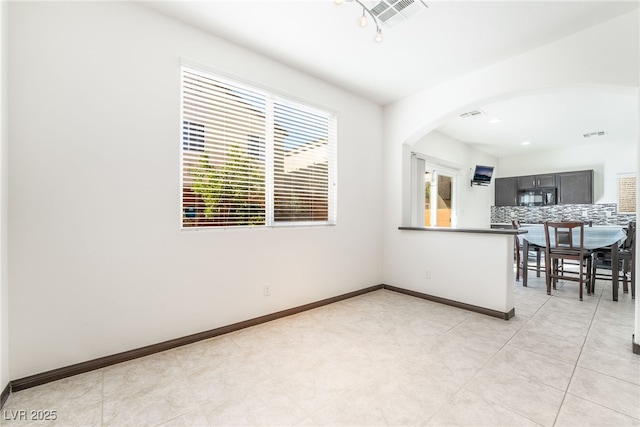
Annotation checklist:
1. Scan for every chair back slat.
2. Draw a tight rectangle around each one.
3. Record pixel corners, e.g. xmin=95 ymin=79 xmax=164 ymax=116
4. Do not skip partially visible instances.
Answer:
xmin=545 ymin=221 xmax=584 ymax=250
xmin=556 ymin=229 xmax=573 ymax=247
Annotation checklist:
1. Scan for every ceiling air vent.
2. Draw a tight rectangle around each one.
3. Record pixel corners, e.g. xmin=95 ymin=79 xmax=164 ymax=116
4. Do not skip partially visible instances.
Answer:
xmin=583 ymin=131 xmax=607 ymax=138
xmin=365 ymin=0 xmax=428 ymax=27
xmin=459 ymin=109 xmax=486 ymax=119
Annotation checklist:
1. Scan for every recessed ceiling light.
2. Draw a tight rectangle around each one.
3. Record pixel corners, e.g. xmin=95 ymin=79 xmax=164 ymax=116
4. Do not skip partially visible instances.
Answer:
xmin=489 ymin=118 xmax=501 ymax=124
xmin=521 ymin=141 xmax=531 ymax=146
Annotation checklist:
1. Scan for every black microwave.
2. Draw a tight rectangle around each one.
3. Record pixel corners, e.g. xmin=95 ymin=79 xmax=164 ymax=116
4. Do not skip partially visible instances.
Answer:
xmin=518 ymin=189 xmax=556 ymax=206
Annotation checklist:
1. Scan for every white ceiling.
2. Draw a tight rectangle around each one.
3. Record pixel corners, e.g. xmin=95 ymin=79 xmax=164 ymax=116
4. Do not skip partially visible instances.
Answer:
xmin=438 ymin=89 xmax=638 ymax=157
xmin=140 ymin=0 xmax=639 ymax=157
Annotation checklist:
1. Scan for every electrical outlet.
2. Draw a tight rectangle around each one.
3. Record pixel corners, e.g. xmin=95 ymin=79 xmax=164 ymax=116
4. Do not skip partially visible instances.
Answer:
xmin=263 ymin=284 xmax=271 ymax=296
xmin=425 ymin=270 xmax=431 ymax=279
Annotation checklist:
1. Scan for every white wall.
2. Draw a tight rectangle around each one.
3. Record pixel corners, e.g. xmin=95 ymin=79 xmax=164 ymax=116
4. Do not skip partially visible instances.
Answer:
xmin=389 ymin=230 xmax=514 ymax=314
xmin=8 ymin=2 xmax=383 ymax=379
xmin=497 ymin=140 xmax=637 ymax=204
xmin=411 ymin=131 xmax=498 ymax=228
xmin=383 ymin=11 xmax=639 ymax=306
xmin=0 ymin=0 xmax=9 ymax=396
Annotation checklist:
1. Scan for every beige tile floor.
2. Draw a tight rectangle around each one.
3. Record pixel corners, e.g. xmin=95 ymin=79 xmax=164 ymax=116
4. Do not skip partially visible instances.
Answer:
xmin=2 ymin=275 xmax=639 ymax=427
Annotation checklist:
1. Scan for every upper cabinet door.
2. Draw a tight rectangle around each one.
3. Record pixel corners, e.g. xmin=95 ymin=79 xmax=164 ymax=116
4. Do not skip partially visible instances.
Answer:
xmin=495 ymin=177 xmax=518 ymax=206
xmin=557 ymin=170 xmax=594 ymax=204
xmin=517 ymin=175 xmax=537 ymax=190
xmin=537 ymin=174 xmax=556 ymax=188
xmin=518 ymin=174 xmax=556 ymax=189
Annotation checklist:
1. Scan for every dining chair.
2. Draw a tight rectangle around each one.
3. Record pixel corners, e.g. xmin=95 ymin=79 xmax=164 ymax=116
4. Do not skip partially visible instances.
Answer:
xmin=512 ymin=220 xmax=543 ymax=281
xmin=591 ymin=221 xmax=635 ymax=299
xmin=543 ymin=221 xmax=593 ymax=300
xmin=557 ymin=220 xmax=592 ymax=275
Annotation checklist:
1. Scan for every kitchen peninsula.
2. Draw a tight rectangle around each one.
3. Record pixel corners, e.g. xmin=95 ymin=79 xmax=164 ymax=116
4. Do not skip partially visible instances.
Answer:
xmin=397 ymin=226 xmax=526 ymax=320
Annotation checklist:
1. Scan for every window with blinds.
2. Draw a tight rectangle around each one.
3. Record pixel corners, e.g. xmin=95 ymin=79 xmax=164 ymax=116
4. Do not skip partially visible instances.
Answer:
xmin=181 ymin=66 xmax=337 ymax=228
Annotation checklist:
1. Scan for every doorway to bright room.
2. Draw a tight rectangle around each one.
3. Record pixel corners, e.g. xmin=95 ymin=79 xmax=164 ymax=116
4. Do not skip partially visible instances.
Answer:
xmin=425 ymin=171 xmax=453 ymax=227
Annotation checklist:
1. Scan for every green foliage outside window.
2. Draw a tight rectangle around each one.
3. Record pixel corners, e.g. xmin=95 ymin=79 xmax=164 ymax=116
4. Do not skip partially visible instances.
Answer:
xmin=191 ymin=146 xmax=265 ymax=226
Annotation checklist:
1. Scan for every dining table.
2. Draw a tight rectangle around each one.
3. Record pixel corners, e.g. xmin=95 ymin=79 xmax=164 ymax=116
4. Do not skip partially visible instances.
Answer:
xmin=520 ymin=225 xmax=627 ymax=300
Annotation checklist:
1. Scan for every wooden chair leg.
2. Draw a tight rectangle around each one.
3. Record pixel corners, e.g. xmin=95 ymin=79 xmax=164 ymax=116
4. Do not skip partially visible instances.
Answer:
xmin=592 ymin=258 xmax=597 ymax=295
xmin=545 ymin=259 xmax=552 ymax=295
xmin=516 ymin=251 xmax=520 ymax=282
xmin=579 ymin=261 xmax=584 ymax=301
xmin=585 ymin=258 xmax=591 ymax=296
xmin=632 ymin=258 xmax=636 ymax=299
xmin=588 ymin=258 xmax=596 ymax=295
xmin=623 ymin=256 xmax=635 ymax=299
xmin=622 ymin=259 xmax=629 ymax=293
xmin=591 ymin=257 xmax=596 ymax=295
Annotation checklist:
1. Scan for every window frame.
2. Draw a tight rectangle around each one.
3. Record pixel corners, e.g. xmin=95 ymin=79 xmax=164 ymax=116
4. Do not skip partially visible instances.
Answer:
xmin=180 ymin=65 xmax=338 ymax=230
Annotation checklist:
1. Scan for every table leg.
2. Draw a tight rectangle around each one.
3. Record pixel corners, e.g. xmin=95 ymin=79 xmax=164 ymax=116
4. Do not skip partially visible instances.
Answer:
xmin=612 ymin=241 xmax=619 ymax=301
xmin=523 ymin=239 xmax=528 ymax=287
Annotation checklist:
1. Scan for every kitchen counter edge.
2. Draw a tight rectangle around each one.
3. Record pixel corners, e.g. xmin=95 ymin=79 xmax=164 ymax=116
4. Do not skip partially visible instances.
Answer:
xmin=399 ymin=226 xmax=527 ymax=235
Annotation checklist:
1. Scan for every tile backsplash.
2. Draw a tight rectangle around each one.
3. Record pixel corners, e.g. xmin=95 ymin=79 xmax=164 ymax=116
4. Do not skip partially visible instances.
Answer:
xmin=491 ymin=204 xmax=636 ymax=226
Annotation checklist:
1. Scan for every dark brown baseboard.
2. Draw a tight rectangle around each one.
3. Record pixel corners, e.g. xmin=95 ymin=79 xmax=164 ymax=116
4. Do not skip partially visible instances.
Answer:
xmin=634 ymin=335 xmax=640 ymax=355
xmin=383 ymin=284 xmax=516 ymax=320
xmin=10 ymin=284 xmax=384 ymax=394
xmin=0 ymin=382 xmax=10 ymax=410
xmin=7 ymin=282 xmax=518 ymax=399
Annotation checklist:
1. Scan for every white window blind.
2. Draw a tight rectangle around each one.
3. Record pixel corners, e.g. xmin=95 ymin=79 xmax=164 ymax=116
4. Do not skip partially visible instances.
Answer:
xmin=181 ymin=66 xmax=337 ymax=228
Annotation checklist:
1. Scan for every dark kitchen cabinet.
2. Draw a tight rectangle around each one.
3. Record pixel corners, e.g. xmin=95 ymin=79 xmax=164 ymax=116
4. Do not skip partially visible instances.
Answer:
xmin=494 ymin=169 xmax=594 ymax=206
xmin=557 ymin=170 xmax=593 ymax=204
xmin=517 ymin=173 xmax=556 ymax=190
xmin=495 ymin=177 xmax=518 ymax=206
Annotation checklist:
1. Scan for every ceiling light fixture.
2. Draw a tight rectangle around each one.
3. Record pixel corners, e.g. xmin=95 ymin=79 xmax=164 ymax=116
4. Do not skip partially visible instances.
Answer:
xmin=334 ymin=0 xmax=429 ymax=42
xmin=375 ymin=28 xmax=383 ymax=42
xmin=521 ymin=141 xmax=531 ymax=146
xmin=358 ymin=7 xmax=368 ymax=27
xmin=334 ymin=0 xmax=383 ymax=42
